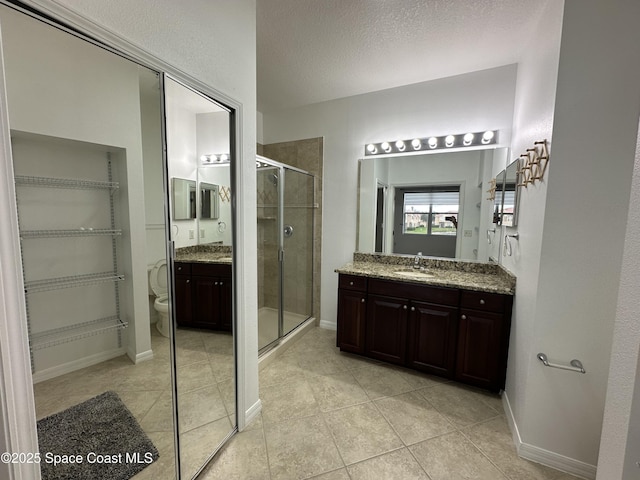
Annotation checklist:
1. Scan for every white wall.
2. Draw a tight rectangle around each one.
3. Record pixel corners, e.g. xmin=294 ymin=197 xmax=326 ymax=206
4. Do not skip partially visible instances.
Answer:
xmin=500 ymin=0 xmax=564 ymax=453
xmin=506 ymin=0 xmax=640 ymax=476
xmin=263 ymin=65 xmax=517 ymax=328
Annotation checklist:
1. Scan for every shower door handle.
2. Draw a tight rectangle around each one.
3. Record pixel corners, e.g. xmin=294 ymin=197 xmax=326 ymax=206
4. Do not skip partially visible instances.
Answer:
xmin=284 ymin=225 xmax=294 ymax=238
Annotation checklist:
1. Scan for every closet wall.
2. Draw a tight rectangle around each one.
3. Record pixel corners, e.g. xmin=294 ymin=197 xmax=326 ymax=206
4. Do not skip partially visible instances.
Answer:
xmin=3 ymin=7 xmax=152 ymax=379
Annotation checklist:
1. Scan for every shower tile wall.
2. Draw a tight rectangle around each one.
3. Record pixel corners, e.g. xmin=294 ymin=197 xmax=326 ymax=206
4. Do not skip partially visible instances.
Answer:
xmin=260 ymin=137 xmax=323 ymax=320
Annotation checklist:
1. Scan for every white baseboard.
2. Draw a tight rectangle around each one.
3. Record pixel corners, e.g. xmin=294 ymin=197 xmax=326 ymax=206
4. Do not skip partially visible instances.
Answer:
xmin=127 ymin=348 xmax=154 ymax=364
xmin=32 ymin=347 xmax=125 ymax=383
xmin=502 ymin=391 xmax=596 ymax=480
xmin=319 ymin=319 xmax=336 ymax=330
xmin=244 ymin=399 xmax=262 ymax=430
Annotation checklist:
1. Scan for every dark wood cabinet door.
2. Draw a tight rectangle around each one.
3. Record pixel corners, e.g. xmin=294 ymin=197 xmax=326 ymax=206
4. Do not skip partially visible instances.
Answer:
xmin=174 ymin=274 xmax=193 ymax=326
xmin=193 ymin=275 xmax=220 ymax=328
xmin=219 ymin=275 xmax=232 ymax=332
xmin=407 ymin=301 xmax=458 ymax=378
xmin=337 ymin=289 xmax=367 ymax=353
xmin=456 ymin=309 xmax=504 ymax=391
xmin=365 ymin=294 xmax=407 ymax=365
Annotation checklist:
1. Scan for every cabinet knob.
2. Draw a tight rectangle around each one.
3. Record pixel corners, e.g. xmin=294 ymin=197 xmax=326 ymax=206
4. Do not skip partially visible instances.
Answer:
xmin=361 ymin=298 xmax=365 ymax=303
xmin=479 ymin=299 xmax=486 ymax=305
xmin=177 ymin=267 xmax=182 ymax=271
xmin=403 ymin=305 xmax=407 ymax=310
xmin=215 ymin=281 xmax=219 ymax=285
xmin=461 ymin=314 xmax=467 ymax=320
xmin=220 ymin=282 xmax=224 ymax=286
xmin=349 ymin=281 xmax=354 ymax=286
xmin=411 ymin=306 xmax=415 ymax=311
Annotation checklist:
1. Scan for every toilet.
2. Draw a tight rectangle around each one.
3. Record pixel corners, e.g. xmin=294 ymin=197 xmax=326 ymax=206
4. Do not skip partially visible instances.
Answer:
xmin=149 ymin=259 xmax=170 ymax=338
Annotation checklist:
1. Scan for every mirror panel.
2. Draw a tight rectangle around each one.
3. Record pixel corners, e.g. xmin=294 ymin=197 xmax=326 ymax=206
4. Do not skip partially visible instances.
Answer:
xmin=493 ymin=169 xmax=506 ymax=225
xmin=501 ymin=159 xmax=520 ymax=227
xmin=200 ymin=182 xmax=220 ymax=219
xmin=173 ymin=177 xmax=197 ymax=220
xmin=164 ymin=76 xmax=235 ymax=479
xmin=358 ymin=148 xmax=508 ymax=262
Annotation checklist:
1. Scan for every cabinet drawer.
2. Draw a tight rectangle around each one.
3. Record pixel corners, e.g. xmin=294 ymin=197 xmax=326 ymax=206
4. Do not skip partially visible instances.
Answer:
xmin=174 ymin=262 xmax=191 ymax=275
xmin=460 ymin=290 xmax=511 ymax=313
xmin=369 ymin=279 xmax=459 ymax=306
xmin=192 ymin=262 xmax=232 ymax=277
xmin=339 ymin=274 xmax=367 ymax=292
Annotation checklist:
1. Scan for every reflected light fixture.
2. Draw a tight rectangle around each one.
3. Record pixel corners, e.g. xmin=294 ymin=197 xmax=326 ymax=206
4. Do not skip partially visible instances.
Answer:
xmin=364 ymin=130 xmax=498 ymax=156
xmin=200 ymin=153 xmax=231 ymax=165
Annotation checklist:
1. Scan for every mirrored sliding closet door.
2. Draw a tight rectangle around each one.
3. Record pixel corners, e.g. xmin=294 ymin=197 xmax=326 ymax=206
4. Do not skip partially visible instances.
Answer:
xmin=0 ymin=3 xmax=237 ymax=479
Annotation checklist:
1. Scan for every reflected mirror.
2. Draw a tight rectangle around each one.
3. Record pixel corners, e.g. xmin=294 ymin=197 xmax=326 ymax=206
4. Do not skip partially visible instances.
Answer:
xmin=200 ymin=182 xmax=220 ymax=219
xmin=501 ymin=159 xmax=520 ymax=227
xmin=173 ymin=177 xmax=197 ymax=220
xmin=358 ymin=148 xmax=508 ymax=262
xmin=494 ymin=169 xmax=506 ymax=225
xmin=164 ymin=77 xmax=235 ymax=479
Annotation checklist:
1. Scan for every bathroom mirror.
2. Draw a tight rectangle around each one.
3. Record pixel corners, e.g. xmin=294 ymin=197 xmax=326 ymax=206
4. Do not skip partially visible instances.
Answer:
xmin=200 ymin=182 xmax=220 ymax=219
xmin=172 ymin=178 xmax=197 ymax=220
xmin=493 ymin=169 xmax=506 ymax=225
xmin=501 ymin=159 xmax=520 ymax=227
xmin=357 ymin=147 xmax=508 ymax=261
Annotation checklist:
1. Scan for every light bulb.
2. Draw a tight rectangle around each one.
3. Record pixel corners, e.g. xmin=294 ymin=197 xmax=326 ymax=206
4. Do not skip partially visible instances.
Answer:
xmin=381 ymin=142 xmax=391 ymax=153
xmin=428 ymin=137 xmax=438 ymax=149
xmin=366 ymin=144 xmax=377 ymax=154
xmin=463 ymin=133 xmax=474 ymax=146
xmin=200 ymin=155 xmax=208 ymax=162
xmin=210 ymin=154 xmax=218 ymax=162
xmin=395 ymin=140 xmax=405 ymax=151
xmin=445 ymin=135 xmax=455 ymax=147
xmin=482 ymin=130 xmax=495 ymax=144
xmin=220 ymin=154 xmax=229 ymax=162
xmin=411 ymin=138 xmax=422 ymax=150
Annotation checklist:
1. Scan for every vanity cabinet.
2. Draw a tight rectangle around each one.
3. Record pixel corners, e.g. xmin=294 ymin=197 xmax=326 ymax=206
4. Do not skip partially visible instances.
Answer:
xmin=174 ymin=261 xmax=232 ymax=331
xmin=336 ymin=274 xmax=367 ymax=354
xmin=336 ymin=273 xmax=513 ymax=392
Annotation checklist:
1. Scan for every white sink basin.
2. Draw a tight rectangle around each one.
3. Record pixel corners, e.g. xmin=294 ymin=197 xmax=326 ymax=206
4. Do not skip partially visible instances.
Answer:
xmin=393 ymin=270 xmax=435 ymax=279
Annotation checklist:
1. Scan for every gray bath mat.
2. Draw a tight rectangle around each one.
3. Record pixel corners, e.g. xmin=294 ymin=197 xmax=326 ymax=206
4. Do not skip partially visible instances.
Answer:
xmin=37 ymin=391 xmax=159 ymax=480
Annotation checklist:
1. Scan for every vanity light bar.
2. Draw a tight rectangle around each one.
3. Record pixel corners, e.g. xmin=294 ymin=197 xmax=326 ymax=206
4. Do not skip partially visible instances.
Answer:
xmin=200 ymin=153 xmax=230 ymax=165
xmin=364 ymin=130 xmax=497 ymax=156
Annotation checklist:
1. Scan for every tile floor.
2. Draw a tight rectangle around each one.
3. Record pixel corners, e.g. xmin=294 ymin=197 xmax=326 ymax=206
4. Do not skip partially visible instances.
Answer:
xmin=201 ymin=327 xmax=583 ymax=480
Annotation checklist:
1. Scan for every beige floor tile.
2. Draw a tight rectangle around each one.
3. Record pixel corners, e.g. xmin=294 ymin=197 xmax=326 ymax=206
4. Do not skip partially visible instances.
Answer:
xmin=463 ymin=416 xmax=562 ymax=480
xmin=114 ymin=358 xmax=172 ymax=391
xmin=394 ymin=367 xmax=451 ymax=390
xmin=306 ymin=468 xmax=350 ymax=480
xmin=259 ymin=354 xmax=307 ymax=387
xmin=419 ymin=382 xmax=501 ymax=427
xmin=116 ymin=390 xmax=165 ymax=422
xmin=175 ymin=342 xmax=209 ymax=367
xmin=297 ymin=349 xmax=350 ymax=376
xmin=264 ymin=415 xmax=343 ymax=480
xmin=217 ymin=377 xmax=236 ymax=415
xmin=350 ymin=363 xmax=414 ymax=400
xmin=336 ymin=350 xmax=383 ymax=370
xmin=139 ymin=390 xmax=175 ymax=433
xmin=200 ymin=428 xmax=270 ymax=480
xmin=347 ymin=448 xmax=430 ymax=480
xmin=323 ymin=402 xmax=403 ymax=465
xmin=180 ymin=417 xmax=233 ymax=479
xmin=410 ymin=431 xmax=507 ymax=480
xmin=177 ymin=359 xmax=216 ymax=393
xmin=209 ymin=352 xmax=235 ymax=383
xmin=178 ymin=384 xmax=228 ymax=433
xmin=203 ymin=331 xmax=234 ymax=356
xmin=374 ymin=391 xmax=455 ymax=445
xmin=35 ymin=392 xmax=96 ymax=420
xmin=131 ymin=431 xmax=176 ymax=480
xmin=307 ymin=371 xmax=369 ymax=412
xmin=260 ymin=379 xmax=319 ymax=424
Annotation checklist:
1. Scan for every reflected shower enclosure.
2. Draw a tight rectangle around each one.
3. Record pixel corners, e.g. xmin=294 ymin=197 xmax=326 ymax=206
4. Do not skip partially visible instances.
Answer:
xmin=257 ymin=156 xmax=315 ymax=352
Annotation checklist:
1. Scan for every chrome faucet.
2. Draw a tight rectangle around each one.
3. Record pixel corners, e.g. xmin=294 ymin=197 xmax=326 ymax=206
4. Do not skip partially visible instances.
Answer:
xmin=413 ymin=251 xmax=422 ymax=269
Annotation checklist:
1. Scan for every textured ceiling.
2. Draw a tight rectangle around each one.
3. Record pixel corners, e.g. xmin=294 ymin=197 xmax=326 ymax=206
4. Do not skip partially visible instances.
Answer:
xmin=257 ymin=0 xmax=551 ymax=113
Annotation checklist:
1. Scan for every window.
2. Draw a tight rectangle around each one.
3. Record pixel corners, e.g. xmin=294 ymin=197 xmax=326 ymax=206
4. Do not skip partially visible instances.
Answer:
xmin=402 ymin=188 xmax=459 ymax=236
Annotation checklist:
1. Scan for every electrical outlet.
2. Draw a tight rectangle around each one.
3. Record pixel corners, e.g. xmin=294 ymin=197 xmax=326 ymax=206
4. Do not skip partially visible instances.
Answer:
xmin=189 ymin=229 xmax=194 ymax=239
xmin=200 ymin=229 xmax=205 ymax=238
xmin=464 ymin=230 xmax=473 ymax=237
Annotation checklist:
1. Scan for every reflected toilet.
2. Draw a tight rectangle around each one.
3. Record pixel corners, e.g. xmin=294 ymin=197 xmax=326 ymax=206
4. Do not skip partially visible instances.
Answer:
xmin=149 ymin=259 xmax=170 ymax=337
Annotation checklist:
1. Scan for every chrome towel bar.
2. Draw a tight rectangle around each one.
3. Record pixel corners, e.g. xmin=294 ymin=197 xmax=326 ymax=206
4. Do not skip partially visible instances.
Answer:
xmin=537 ymin=352 xmax=585 ymax=374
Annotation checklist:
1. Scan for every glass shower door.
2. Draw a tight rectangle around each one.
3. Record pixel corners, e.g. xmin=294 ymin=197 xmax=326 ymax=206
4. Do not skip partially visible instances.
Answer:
xmin=282 ymin=169 xmax=314 ymax=336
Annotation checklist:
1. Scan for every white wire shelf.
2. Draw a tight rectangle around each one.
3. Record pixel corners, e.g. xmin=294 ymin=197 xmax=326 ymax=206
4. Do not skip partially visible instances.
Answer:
xmin=14 ymin=175 xmax=119 ymax=191
xmin=30 ymin=315 xmax=128 ymax=350
xmin=20 ymin=228 xmax=122 ymax=239
xmin=24 ymin=271 xmax=125 ymax=293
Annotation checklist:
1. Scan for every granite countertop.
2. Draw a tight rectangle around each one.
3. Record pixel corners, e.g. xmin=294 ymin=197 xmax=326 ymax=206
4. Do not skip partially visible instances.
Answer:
xmin=336 ymin=253 xmax=515 ymax=295
xmin=175 ymin=244 xmax=232 ymax=265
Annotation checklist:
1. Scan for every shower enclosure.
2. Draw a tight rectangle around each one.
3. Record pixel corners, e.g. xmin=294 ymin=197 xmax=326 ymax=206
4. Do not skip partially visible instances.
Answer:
xmin=257 ymin=156 xmax=315 ymax=352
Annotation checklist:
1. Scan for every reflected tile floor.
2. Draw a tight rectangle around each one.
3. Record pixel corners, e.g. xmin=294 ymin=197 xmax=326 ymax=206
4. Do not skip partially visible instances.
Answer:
xmin=32 ymin=325 xmax=235 ymax=480
xmin=202 ymin=327 xmax=584 ymax=480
